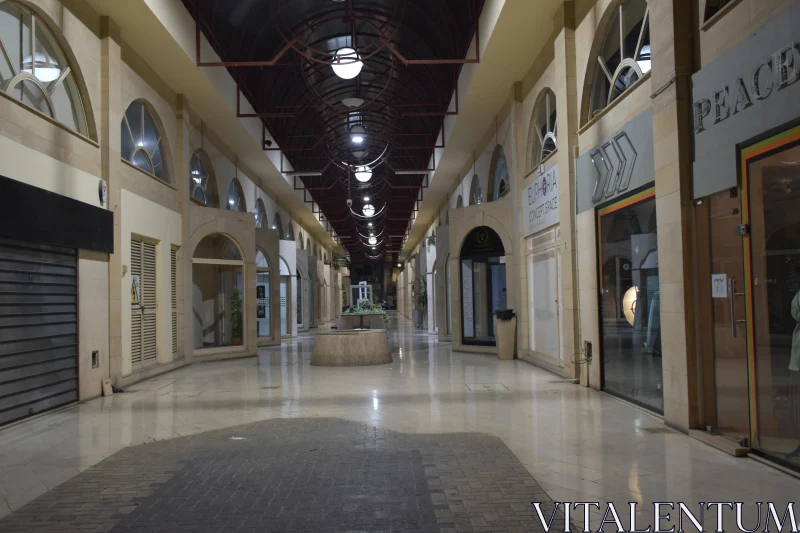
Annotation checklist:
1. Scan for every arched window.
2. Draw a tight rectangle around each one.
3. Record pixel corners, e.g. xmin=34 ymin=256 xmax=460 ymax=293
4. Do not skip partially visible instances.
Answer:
xmin=190 ymin=150 xmax=218 ymax=207
xmin=487 ymin=146 xmax=510 ymax=201
xmin=0 ymin=2 xmax=89 ymax=135
xmin=227 ymin=178 xmax=245 ymax=212
xmin=456 ymin=195 xmax=463 ymax=209
xmin=298 ymin=232 xmax=303 ymax=246
xmin=254 ymin=198 xmax=267 ymax=228
xmin=588 ymin=0 xmax=651 ymax=120
xmin=531 ymin=89 xmax=557 ymax=168
xmin=469 ymin=175 xmax=483 ymax=205
xmin=192 ymin=234 xmax=244 ymax=349
xmin=121 ymin=101 xmax=170 ymax=182
xmin=306 ymin=238 xmax=312 ymax=251
xmin=273 ymin=213 xmax=284 ymax=237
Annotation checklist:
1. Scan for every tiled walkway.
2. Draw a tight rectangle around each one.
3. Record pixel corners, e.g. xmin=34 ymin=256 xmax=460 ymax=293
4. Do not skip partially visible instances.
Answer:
xmin=0 ymin=312 xmax=797 ymax=531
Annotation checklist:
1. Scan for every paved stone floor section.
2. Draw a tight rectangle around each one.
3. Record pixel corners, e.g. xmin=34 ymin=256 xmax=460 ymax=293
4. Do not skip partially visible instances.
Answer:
xmin=0 ymin=418 xmax=566 ymax=533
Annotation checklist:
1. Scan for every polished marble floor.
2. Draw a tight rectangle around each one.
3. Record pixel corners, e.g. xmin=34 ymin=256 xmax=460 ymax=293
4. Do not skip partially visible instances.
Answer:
xmin=0 ymin=312 xmax=798 ymax=528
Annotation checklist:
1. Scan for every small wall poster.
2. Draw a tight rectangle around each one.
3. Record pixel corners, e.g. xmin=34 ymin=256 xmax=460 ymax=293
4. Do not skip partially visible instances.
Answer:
xmin=131 ymin=275 xmax=141 ymax=309
xmin=711 ymin=273 xmax=728 ymax=298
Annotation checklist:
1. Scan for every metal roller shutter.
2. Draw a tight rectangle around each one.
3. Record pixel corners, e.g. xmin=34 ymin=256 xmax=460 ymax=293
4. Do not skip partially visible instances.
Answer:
xmin=0 ymin=237 xmax=78 ymax=426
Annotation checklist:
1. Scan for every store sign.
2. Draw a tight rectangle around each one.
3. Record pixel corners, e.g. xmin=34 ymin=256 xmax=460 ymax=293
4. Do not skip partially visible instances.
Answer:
xmin=692 ymin=2 xmax=800 ymax=199
xmin=576 ymin=109 xmax=654 ymax=214
xmin=693 ymin=42 xmax=799 ymax=134
xmin=523 ymin=164 xmax=560 ymax=237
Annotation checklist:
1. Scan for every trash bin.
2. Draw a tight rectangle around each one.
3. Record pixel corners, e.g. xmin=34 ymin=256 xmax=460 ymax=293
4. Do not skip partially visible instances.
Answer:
xmin=494 ymin=310 xmax=517 ymax=360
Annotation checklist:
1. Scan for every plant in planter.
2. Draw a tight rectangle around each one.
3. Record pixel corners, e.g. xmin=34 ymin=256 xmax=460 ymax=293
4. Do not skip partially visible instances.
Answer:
xmin=230 ymin=291 xmax=243 ymax=345
xmin=343 ymin=299 xmax=391 ymax=327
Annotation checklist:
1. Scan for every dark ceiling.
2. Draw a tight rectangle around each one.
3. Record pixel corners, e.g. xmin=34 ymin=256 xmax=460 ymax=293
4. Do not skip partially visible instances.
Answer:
xmin=183 ymin=0 xmax=483 ymax=263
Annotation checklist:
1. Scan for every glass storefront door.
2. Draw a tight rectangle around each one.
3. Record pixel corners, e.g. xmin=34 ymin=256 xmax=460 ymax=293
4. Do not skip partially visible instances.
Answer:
xmin=598 ymin=188 xmax=663 ymax=412
xmin=743 ymin=126 xmax=800 ymax=467
xmin=256 ymin=270 xmax=271 ymax=338
xmin=460 ymin=227 xmax=507 ymax=346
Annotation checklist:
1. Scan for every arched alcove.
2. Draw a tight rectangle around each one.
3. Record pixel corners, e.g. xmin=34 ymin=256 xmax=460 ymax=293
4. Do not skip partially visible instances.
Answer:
xmin=227 ymin=178 xmax=246 ymax=212
xmin=487 ymin=146 xmax=510 ymax=201
xmin=255 ymin=248 xmax=271 ymax=339
xmin=254 ymin=198 xmax=267 ymax=228
xmin=190 ymin=149 xmax=219 ymax=207
xmin=468 ymin=175 xmax=482 ymax=205
xmin=192 ymin=234 xmax=245 ymax=350
xmin=459 ymin=226 xmax=507 ymax=346
xmin=122 ymin=100 xmax=172 ymax=183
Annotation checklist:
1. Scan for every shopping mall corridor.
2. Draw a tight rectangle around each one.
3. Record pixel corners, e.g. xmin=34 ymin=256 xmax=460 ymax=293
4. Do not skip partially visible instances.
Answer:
xmin=0 ymin=312 xmax=797 ymax=532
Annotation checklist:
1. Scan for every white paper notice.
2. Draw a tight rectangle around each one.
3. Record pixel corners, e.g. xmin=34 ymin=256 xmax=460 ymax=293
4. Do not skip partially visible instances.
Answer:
xmin=711 ymin=274 xmax=728 ymax=298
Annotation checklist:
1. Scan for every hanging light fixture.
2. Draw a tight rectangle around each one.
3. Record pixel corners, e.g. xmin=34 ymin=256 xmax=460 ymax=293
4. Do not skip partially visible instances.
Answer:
xmin=368 ymin=237 xmax=377 ymax=245
xmin=355 ymin=166 xmax=372 ymax=182
xmin=362 ymin=204 xmax=375 ymax=217
xmin=368 ymin=223 xmax=373 ymax=227
xmin=332 ymin=47 xmax=363 ymax=79
xmin=350 ymin=124 xmax=366 ymax=144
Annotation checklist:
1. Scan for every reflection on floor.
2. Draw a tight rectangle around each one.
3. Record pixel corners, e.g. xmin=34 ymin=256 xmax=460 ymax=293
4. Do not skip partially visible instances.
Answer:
xmin=0 ymin=312 xmax=797 ymax=530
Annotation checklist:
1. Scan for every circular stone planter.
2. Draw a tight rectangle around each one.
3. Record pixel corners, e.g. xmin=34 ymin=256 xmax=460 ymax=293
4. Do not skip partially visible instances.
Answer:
xmin=311 ymin=329 xmax=393 ymax=366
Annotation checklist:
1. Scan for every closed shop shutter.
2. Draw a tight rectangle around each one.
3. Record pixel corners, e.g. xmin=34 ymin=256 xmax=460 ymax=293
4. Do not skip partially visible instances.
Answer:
xmin=0 ymin=237 xmax=78 ymax=426
xmin=131 ymin=237 xmax=157 ymax=366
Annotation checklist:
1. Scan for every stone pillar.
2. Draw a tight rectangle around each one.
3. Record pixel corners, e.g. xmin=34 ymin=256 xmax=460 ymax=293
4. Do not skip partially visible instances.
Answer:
xmin=101 ymin=18 xmax=124 ymax=385
xmin=176 ymin=96 xmax=190 ymax=361
xmin=554 ymin=3 xmax=581 ymax=380
xmin=649 ymin=0 xmax=697 ymax=431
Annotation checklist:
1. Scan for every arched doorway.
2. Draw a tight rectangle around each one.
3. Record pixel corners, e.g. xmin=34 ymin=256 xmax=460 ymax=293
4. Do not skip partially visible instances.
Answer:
xmin=279 ymin=257 xmax=291 ymax=336
xmin=460 ymin=227 xmax=506 ymax=346
xmin=192 ymin=234 xmax=245 ymax=349
xmin=255 ymin=249 xmax=271 ymax=339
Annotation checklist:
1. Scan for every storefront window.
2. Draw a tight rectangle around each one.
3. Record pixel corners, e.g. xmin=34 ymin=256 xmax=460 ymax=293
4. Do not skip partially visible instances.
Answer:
xmin=192 ymin=234 xmax=244 ymax=349
xmin=598 ymin=189 xmax=662 ymax=412
xmin=744 ymin=131 xmax=800 ymax=467
xmin=446 ymin=258 xmax=452 ymax=335
xmin=255 ymin=249 xmax=270 ymax=338
xmin=460 ymin=227 xmax=507 ymax=346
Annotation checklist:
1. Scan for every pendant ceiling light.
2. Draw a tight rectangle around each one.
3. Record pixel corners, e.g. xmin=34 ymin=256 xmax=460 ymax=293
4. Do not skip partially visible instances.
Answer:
xmin=332 ymin=47 xmax=363 ymax=80
xmin=368 ymin=237 xmax=377 ymax=245
xmin=362 ymin=204 xmax=375 ymax=217
xmin=355 ymin=166 xmax=372 ymax=182
xmin=350 ymin=124 xmax=366 ymax=144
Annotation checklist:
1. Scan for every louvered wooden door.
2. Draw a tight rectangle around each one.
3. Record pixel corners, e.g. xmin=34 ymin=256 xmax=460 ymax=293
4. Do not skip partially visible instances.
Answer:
xmin=131 ymin=238 xmax=157 ymax=366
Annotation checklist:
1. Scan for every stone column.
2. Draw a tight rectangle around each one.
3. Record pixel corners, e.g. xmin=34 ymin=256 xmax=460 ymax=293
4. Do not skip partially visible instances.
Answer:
xmin=101 ymin=18 xmax=124 ymax=385
xmin=649 ymin=0 xmax=698 ymax=431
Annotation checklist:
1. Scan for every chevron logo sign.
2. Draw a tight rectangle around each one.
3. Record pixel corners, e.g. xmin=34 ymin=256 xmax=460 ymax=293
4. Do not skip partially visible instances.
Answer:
xmin=589 ymin=132 xmax=638 ymax=204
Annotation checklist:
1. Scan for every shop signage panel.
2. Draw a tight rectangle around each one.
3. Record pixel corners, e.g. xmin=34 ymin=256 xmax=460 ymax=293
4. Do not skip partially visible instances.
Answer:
xmin=711 ymin=273 xmax=728 ymax=298
xmin=523 ymin=164 xmax=560 ymax=237
xmin=692 ymin=1 xmax=800 ymax=199
xmin=576 ymin=109 xmax=655 ymax=214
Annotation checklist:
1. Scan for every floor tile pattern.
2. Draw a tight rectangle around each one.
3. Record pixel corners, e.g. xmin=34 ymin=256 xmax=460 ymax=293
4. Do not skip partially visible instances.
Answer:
xmin=0 ymin=418 xmax=564 ymax=533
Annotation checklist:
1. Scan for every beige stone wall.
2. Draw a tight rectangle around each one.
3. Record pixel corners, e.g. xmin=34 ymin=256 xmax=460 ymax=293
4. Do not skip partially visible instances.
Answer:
xmin=77 ymin=250 xmax=109 ymax=400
